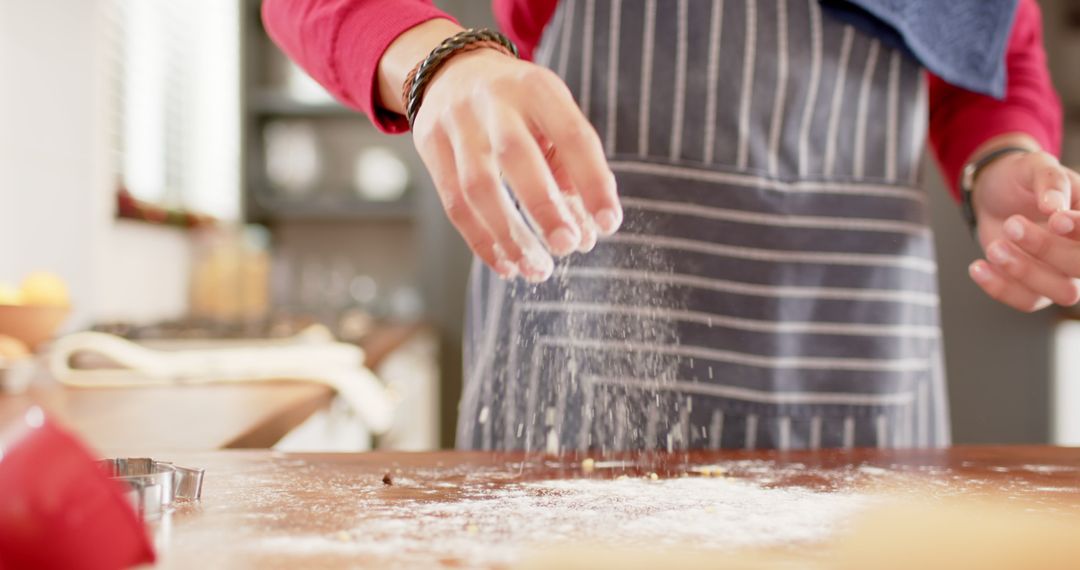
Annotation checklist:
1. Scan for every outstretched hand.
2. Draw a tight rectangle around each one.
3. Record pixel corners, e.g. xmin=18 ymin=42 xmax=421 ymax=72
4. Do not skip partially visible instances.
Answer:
xmin=968 ymin=144 xmax=1080 ymax=312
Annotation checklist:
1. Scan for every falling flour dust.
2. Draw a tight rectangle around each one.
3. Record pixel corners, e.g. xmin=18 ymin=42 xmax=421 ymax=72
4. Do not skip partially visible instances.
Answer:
xmin=519 ymin=210 xmax=687 ymax=454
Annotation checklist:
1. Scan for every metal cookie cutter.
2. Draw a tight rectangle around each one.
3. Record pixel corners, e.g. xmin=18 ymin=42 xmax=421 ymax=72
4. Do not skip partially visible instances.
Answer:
xmin=98 ymin=458 xmax=205 ymax=518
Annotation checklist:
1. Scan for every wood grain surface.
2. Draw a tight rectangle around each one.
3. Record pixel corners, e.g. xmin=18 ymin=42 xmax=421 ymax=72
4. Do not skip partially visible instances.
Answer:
xmin=138 ymin=447 xmax=1080 ymax=569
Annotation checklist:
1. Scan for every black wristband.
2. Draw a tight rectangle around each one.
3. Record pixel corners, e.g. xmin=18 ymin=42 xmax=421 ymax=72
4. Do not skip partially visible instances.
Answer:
xmin=404 ymin=28 xmax=518 ymax=127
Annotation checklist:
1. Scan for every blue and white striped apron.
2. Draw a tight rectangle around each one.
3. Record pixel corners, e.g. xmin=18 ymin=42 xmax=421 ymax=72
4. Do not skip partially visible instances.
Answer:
xmin=459 ymin=0 xmax=950 ymax=451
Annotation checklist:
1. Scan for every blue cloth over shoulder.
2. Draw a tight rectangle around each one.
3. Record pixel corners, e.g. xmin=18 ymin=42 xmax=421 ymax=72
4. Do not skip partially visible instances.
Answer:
xmin=820 ymin=0 xmax=1019 ymax=99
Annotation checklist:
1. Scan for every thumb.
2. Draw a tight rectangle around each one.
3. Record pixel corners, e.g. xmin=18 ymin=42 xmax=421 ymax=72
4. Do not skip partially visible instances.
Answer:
xmin=1025 ymin=151 xmax=1072 ymax=215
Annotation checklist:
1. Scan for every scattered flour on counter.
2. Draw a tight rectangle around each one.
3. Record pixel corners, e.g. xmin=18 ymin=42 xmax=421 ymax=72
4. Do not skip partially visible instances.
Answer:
xmin=1021 ymin=464 xmax=1078 ymax=474
xmin=256 ymin=476 xmax=873 ymax=568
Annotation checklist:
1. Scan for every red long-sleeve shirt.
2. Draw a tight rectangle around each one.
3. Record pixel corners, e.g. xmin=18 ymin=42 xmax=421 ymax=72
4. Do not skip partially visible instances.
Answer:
xmin=262 ymin=0 xmax=1062 ymax=199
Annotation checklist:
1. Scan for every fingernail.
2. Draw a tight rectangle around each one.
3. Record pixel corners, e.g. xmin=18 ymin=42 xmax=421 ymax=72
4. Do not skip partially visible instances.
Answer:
xmin=521 ymin=249 xmax=554 ymax=282
xmin=1041 ymin=190 xmax=1067 ymax=212
xmin=969 ymin=262 xmax=991 ymax=283
xmin=1051 ymin=214 xmax=1075 ymax=235
xmin=495 ymin=259 xmax=518 ymax=279
xmin=546 ymin=227 xmax=579 ymax=256
xmin=594 ymin=208 xmax=623 ymax=236
xmin=578 ymin=229 xmax=598 ymax=253
xmin=1003 ymin=218 xmax=1025 ymax=241
xmin=987 ymin=243 xmax=1014 ymax=265
xmin=492 ymin=243 xmax=517 ymax=279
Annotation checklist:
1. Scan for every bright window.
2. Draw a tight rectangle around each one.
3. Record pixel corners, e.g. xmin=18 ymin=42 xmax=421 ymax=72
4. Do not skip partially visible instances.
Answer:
xmin=108 ymin=0 xmax=241 ymax=220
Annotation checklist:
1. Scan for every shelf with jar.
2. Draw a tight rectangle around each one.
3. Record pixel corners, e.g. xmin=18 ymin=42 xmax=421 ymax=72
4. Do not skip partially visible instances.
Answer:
xmin=241 ymin=1 xmax=424 ymax=223
xmin=246 ymin=111 xmax=421 ymax=222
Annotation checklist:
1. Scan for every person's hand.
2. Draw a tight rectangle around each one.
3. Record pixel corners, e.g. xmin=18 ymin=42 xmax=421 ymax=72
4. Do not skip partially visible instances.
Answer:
xmin=377 ymin=21 xmax=620 ymax=281
xmin=406 ymin=51 xmax=619 ymax=282
xmin=411 ymin=48 xmax=620 ymax=281
xmin=968 ymin=144 xmax=1080 ymax=312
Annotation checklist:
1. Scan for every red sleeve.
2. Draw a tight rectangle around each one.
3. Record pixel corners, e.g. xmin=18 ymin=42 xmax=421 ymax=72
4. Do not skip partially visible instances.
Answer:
xmin=929 ymin=0 xmax=1062 ymax=200
xmin=261 ymin=0 xmax=457 ymax=133
xmin=492 ymin=0 xmax=558 ymax=61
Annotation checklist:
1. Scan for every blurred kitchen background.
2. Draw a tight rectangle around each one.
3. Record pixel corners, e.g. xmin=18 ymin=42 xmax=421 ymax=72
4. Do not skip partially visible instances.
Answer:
xmin=1 ymin=0 xmax=1078 ymax=449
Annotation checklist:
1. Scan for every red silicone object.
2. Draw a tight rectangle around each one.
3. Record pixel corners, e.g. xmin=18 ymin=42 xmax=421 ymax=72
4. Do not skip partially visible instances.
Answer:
xmin=0 ymin=407 xmax=155 ymax=570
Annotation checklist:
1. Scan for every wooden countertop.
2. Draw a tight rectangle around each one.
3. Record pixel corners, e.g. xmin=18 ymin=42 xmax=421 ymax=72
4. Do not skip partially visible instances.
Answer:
xmin=140 ymin=447 xmax=1080 ymax=569
xmin=0 ymin=322 xmax=430 ymax=452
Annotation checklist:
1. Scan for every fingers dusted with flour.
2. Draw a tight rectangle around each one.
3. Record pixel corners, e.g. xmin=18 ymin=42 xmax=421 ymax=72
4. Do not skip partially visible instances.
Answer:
xmin=969 ymin=260 xmax=1053 ymax=313
xmin=527 ymin=70 xmax=622 ymax=235
xmin=413 ymin=125 xmax=510 ymax=277
xmin=378 ymin=21 xmax=619 ymax=282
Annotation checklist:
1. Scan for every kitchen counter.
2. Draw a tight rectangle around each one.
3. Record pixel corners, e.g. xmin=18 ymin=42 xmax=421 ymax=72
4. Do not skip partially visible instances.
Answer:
xmin=0 ymin=382 xmax=333 ymax=452
xmin=0 ymin=322 xmax=431 ymax=452
xmin=141 ymin=447 xmax=1080 ymax=569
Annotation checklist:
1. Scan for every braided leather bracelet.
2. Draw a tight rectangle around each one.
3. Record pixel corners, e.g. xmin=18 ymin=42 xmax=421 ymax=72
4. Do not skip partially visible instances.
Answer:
xmin=402 ymin=28 xmax=518 ymax=127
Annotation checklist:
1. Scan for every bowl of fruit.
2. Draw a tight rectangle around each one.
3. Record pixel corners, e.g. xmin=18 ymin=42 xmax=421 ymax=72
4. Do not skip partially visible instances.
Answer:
xmin=0 ymin=272 xmax=71 ymax=353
